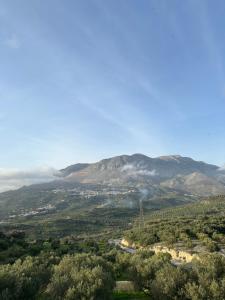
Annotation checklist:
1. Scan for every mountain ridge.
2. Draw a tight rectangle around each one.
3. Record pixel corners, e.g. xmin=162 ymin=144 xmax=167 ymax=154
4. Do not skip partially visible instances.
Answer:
xmin=61 ymin=154 xmax=219 ymax=176
xmin=60 ymin=154 xmax=221 ymax=191
xmin=0 ymin=153 xmax=225 ymax=226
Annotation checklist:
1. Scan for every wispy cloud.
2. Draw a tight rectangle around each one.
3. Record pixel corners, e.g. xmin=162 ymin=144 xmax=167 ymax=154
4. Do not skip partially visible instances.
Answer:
xmin=0 ymin=166 xmax=59 ymax=192
xmin=121 ymin=164 xmax=157 ymax=177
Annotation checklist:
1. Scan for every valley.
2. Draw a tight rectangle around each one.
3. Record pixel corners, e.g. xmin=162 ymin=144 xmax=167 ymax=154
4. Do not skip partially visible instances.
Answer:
xmin=1 ymin=154 xmax=225 ymax=299
xmin=1 ymin=153 xmax=224 ymax=240
xmin=2 ymin=194 xmax=225 ymax=299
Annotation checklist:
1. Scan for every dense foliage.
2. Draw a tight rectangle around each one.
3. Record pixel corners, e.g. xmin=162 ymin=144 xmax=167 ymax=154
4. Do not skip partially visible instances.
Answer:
xmin=2 ymin=196 xmax=225 ymax=299
xmin=46 ymin=254 xmax=114 ymax=300
xmin=0 ymin=255 xmax=54 ymax=300
xmin=125 ymin=196 xmax=225 ymax=251
xmin=114 ymin=249 xmax=225 ymax=300
xmin=2 ymin=243 xmax=225 ymax=299
xmin=0 ymin=231 xmax=112 ymax=265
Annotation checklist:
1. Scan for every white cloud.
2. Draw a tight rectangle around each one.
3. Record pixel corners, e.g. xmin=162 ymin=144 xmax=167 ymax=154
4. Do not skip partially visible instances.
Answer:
xmin=121 ymin=164 xmax=135 ymax=172
xmin=121 ymin=164 xmax=157 ymax=177
xmin=136 ymin=169 xmax=157 ymax=176
xmin=4 ymin=34 xmax=21 ymax=49
xmin=0 ymin=167 xmax=60 ymax=192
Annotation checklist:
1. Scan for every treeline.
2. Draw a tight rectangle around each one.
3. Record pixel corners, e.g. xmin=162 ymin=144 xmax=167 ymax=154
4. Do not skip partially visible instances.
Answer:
xmin=125 ymin=215 xmax=225 ymax=251
xmin=0 ymin=230 xmax=111 ymax=265
xmin=147 ymin=196 xmax=225 ymax=220
xmin=0 ymin=252 xmax=114 ymax=299
xmin=2 ymin=245 xmax=225 ymax=299
xmin=0 ymin=231 xmax=115 ymax=299
xmin=125 ymin=196 xmax=225 ymax=251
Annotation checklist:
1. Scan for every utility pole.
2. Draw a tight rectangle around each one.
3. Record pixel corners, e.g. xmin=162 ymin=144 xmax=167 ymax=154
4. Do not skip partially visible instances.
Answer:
xmin=139 ymin=199 xmax=145 ymax=229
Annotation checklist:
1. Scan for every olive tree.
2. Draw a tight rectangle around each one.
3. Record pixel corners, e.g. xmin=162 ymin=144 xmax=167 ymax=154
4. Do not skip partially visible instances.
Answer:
xmin=46 ymin=253 xmax=115 ymax=300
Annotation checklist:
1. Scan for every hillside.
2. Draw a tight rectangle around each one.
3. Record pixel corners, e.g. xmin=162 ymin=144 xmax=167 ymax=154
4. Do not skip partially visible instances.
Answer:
xmin=2 ymin=197 xmax=225 ymax=300
xmin=61 ymin=153 xmax=220 ymax=183
xmin=0 ymin=154 xmax=225 ymax=239
xmin=124 ymin=195 xmax=225 ymax=251
xmin=161 ymin=172 xmax=225 ymax=196
xmin=61 ymin=154 xmax=225 ymax=195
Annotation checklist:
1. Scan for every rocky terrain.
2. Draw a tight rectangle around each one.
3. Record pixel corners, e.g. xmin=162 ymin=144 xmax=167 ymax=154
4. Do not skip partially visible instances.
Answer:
xmin=61 ymin=154 xmax=225 ymax=196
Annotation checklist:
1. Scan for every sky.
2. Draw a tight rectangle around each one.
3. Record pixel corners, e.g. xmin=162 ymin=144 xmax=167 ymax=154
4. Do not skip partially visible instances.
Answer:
xmin=0 ymin=0 xmax=225 ymax=190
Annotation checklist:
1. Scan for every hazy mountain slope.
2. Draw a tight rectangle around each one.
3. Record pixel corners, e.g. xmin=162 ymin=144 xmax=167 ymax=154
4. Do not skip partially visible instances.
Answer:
xmin=0 ymin=154 xmax=224 ymax=221
xmin=60 ymin=163 xmax=90 ymax=177
xmin=161 ymin=172 xmax=225 ymax=196
xmin=61 ymin=154 xmax=221 ymax=188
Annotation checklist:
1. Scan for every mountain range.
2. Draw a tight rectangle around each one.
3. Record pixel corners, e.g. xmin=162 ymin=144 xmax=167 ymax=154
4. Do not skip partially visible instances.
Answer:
xmin=60 ymin=154 xmax=225 ymax=196
xmin=0 ymin=154 xmax=225 ymax=223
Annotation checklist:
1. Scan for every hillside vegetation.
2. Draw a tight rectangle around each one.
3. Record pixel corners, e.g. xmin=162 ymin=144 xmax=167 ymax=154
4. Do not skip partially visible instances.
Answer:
xmin=1 ymin=154 xmax=225 ymax=222
xmin=2 ymin=231 xmax=225 ymax=299
xmin=125 ymin=196 xmax=225 ymax=252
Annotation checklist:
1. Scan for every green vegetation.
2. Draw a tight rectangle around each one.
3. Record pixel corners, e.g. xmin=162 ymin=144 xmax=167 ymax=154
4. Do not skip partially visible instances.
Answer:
xmin=125 ymin=196 xmax=225 ymax=251
xmin=46 ymin=253 xmax=114 ymax=300
xmin=2 ymin=240 xmax=225 ymax=299
xmin=0 ymin=207 xmax=138 ymax=240
xmin=113 ymin=291 xmax=149 ymax=299
xmin=113 ymin=248 xmax=225 ymax=300
xmin=0 ymin=181 xmax=195 ymax=240
xmin=0 ymin=231 xmax=113 ymax=265
xmin=1 ymin=195 xmax=225 ymax=299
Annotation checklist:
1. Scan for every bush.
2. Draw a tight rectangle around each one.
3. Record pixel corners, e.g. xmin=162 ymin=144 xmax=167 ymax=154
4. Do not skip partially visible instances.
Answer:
xmin=46 ymin=253 xmax=115 ymax=300
xmin=0 ymin=256 xmax=52 ymax=300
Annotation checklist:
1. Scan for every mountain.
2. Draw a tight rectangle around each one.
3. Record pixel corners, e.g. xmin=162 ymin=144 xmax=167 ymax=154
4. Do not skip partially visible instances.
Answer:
xmin=60 ymin=163 xmax=90 ymax=177
xmin=0 ymin=154 xmax=224 ymax=230
xmin=60 ymin=154 xmax=223 ymax=195
xmin=161 ymin=172 xmax=225 ymax=196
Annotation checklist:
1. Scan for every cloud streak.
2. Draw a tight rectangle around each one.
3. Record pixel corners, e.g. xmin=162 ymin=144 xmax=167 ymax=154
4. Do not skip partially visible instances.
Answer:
xmin=121 ymin=164 xmax=157 ymax=177
xmin=0 ymin=167 xmax=59 ymax=192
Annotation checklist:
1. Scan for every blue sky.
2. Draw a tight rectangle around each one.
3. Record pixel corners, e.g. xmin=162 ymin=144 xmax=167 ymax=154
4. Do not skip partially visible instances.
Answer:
xmin=0 ymin=0 xmax=225 ymax=172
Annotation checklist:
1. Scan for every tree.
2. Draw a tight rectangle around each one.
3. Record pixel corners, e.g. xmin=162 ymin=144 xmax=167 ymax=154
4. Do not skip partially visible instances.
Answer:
xmin=150 ymin=264 xmax=187 ymax=299
xmin=0 ymin=255 xmax=51 ymax=300
xmin=184 ymin=254 xmax=225 ymax=300
xmin=129 ymin=251 xmax=171 ymax=291
xmin=46 ymin=253 xmax=115 ymax=300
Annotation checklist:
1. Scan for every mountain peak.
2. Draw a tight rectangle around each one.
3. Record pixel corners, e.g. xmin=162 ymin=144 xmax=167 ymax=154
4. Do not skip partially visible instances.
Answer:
xmin=131 ymin=153 xmax=150 ymax=159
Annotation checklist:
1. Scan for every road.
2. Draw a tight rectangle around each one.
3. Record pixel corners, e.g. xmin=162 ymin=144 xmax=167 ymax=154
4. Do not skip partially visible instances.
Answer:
xmin=108 ymin=238 xmax=136 ymax=254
